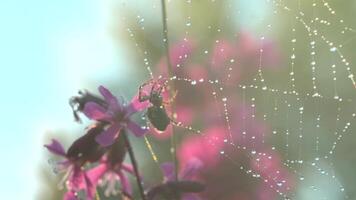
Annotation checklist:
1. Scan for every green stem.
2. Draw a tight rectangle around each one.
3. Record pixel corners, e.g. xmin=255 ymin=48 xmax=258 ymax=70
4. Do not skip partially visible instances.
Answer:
xmin=160 ymin=0 xmax=179 ymax=181
xmin=122 ymin=130 xmax=147 ymax=200
xmin=95 ymin=190 xmax=101 ymax=200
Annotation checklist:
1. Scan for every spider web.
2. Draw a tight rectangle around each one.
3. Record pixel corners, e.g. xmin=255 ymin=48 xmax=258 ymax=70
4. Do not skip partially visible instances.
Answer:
xmin=115 ymin=0 xmax=356 ymax=199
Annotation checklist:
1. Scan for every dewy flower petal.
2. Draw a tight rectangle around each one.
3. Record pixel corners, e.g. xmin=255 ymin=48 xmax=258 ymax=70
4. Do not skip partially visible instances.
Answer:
xmin=44 ymin=139 xmax=66 ymax=157
xmin=95 ymin=123 xmax=122 ymax=147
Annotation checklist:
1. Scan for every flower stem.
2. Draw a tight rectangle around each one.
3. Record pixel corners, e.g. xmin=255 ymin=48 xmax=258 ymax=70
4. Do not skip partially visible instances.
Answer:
xmin=122 ymin=130 xmax=146 ymax=200
xmin=95 ymin=191 xmax=101 ymax=200
xmin=160 ymin=0 xmax=179 ymax=182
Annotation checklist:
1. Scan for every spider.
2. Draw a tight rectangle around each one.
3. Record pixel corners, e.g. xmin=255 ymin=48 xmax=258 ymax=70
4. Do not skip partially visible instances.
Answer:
xmin=139 ymin=79 xmax=175 ymax=132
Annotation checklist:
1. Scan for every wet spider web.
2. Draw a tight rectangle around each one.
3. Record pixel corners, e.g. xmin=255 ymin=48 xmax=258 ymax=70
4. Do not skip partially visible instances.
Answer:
xmin=115 ymin=0 xmax=356 ymax=199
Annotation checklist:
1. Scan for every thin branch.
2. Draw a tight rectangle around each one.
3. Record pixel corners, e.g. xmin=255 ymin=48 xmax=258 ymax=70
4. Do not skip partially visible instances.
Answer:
xmin=122 ymin=130 xmax=147 ymax=200
xmin=160 ymin=0 xmax=179 ymax=182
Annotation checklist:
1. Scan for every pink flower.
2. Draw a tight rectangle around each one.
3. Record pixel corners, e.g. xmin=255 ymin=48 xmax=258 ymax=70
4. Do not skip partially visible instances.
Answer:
xmin=185 ymin=64 xmax=209 ymax=81
xmin=250 ymin=149 xmax=295 ymax=195
xmin=177 ymin=112 xmax=294 ymax=199
xmin=87 ymin=135 xmax=136 ymax=198
xmin=44 ymin=124 xmax=107 ymax=200
xmin=82 ymin=86 xmax=149 ymax=146
xmin=236 ymin=30 xmax=281 ymax=69
xmin=63 ymin=191 xmax=78 ymax=200
xmin=147 ymin=158 xmax=205 ymax=200
xmin=162 ymin=158 xmax=203 ymax=182
xmin=178 ymin=126 xmax=227 ymax=168
xmin=211 ymin=39 xmax=236 ymax=68
xmin=156 ymin=38 xmax=195 ymax=77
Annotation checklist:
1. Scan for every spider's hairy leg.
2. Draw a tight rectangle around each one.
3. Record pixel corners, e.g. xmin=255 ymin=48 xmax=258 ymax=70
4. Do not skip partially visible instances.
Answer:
xmin=139 ymin=79 xmax=154 ymax=102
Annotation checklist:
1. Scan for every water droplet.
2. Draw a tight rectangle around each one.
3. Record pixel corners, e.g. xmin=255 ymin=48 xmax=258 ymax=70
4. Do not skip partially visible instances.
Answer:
xmin=330 ymin=47 xmax=337 ymax=52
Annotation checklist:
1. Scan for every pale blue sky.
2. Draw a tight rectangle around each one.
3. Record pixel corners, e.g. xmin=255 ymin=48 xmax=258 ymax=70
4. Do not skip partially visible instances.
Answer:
xmin=0 ymin=0 xmax=125 ymax=199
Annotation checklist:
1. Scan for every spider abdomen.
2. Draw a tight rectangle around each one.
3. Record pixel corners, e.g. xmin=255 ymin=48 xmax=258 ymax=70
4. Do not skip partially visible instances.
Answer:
xmin=147 ymin=106 xmax=170 ymax=131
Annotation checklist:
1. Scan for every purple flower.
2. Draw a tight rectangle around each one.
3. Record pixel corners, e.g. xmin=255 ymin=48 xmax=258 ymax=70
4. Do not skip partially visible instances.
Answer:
xmin=147 ymin=158 xmax=205 ymax=200
xmin=69 ymin=89 xmax=107 ymax=123
xmin=45 ymin=139 xmax=94 ymax=200
xmin=89 ymin=162 xmax=134 ymax=198
xmin=44 ymin=124 xmax=107 ymax=200
xmin=161 ymin=158 xmax=203 ymax=183
xmin=86 ymin=135 xmax=135 ymax=198
xmin=82 ymin=85 xmax=149 ymax=146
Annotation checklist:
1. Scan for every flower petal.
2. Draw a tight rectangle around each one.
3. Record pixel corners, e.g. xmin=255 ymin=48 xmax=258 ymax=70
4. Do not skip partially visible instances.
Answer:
xmin=71 ymin=165 xmax=86 ymax=190
xmin=44 ymin=139 xmax=66 ymax=157
xmin=125 ymin=93 xmax=149 ymax=117
xmin=118 ymin=171 xmax=132 ymax=196
xmin=95 ymin=123 xmax=122 ymax=147
xmin=183 ymin=194 xmax=202 ymax=200
xmin=121 ymin=164 xmax=134 ymax=174
xmin=63 ymin=191 xmax=78 ymax=200
xmin=84 ymin=173 xmax=95 ymax=200
xmin=87 ymin=163 xmax=108 ymax=185
xmin=99 ymin=86 xmax=122 ymax=112
xmin=160 ymin=162 xmax=175 ymax=182
xmin=83 ymin=102 xmax=110 ymax=121
xmin=180 ymin=158 xmax=203 ymax=180
xmin=126 ymin=120 xmax=146 ymax=137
